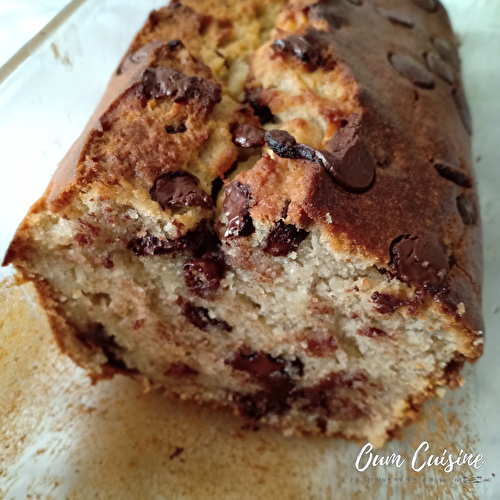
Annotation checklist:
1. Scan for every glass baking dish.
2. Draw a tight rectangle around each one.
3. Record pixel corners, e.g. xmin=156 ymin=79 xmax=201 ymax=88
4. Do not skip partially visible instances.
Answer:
xmin=0 ymin=0 xmax=499 ymax=498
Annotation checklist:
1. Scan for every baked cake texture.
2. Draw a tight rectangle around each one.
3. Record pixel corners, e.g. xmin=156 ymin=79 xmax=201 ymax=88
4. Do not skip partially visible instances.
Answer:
xmin=4 ymin=0 xmax=484 ymax=445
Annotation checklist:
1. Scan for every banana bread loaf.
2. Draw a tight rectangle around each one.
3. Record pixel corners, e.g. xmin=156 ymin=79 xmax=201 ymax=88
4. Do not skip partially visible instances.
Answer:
xmin=4 ymin=0 xmax=484 ymax=445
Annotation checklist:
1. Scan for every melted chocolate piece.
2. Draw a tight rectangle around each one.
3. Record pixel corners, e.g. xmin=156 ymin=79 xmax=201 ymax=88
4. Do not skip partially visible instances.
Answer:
xmin=263 ymin=220 xmax=309 ymax=257
xmin=324 ymin=114 xmax=375 ymax=192
xmin=222 ymin=181 xmax=255 ymax=238
xmin=409 ymin=0 xmax=438 ymax=13
xmin=164 ymin=362 xmax=198 ymax=377
xmin=230 ymin=351 xmax=286 ymax=377
xmin=150 ymin=171 xmax=213 ymax=209
xmin=265 ymin=130 xmax=300 ymax=158
xmin=272 ymin=34 xmax=321 ymax=71
xmin=77 ymin=323 xmax=127 ymax=370
xmin=306 ymin=336 xmax=338 ymax=357
xmin=142 ymin=66 xmax=222 ymax=110
xmin=167 ymin=39 xmax=184 ymax=51
xmin=359 ymin=327 xmax=391 ymax=338
xmin=127 ymin=236 xmax=177 ymax=256
xmin=376 ymin=7 xmax=414 ymax=28
xmin=231 ymin=124 xmax=266 ymax=148
xmin=281 ymin=200 xmax=291 ymax=219
xmin=371 ymin=291 xmax=404 ymax=314
xmin=116 ymin=40 xmax=164 ymax=75
xmin=183 ymin=256 xmax=223 ymax=299
xmin=265 ymin=116 xmax=374 ymax=193
xmin=309 ymin=3 xmax=342 ymax=29
xmin=128 ymin=221 xmax=221 ymax=258
xmin=389 ymin=235 xmax=449 ymax=290
xmin=345 ymin=0 xmax=362 ymax=4
xmin=434 ymin=163 xmax=471 ymax=188
xmin=245 ymin=89 xmax=275 ymax=125
xmin=452 ymin=88 xmax=472 ymax=135
xmin=456 ymin=195 xmax=476 ymax=225
xmin=389 ymin=54 xmax=434 ymax=89
xmin=166 ymin=124 xmax=187 ymax=134
xmin=425 ymin=52 xmax=455 ymax=85
xmin=432 ymin=38 xmax=460 ymax=70
xmin=182 ymin=301 xmax=232 ymax=332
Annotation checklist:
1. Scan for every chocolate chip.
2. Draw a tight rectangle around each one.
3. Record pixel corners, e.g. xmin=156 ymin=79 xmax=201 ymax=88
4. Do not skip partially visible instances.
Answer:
xmin=409 ymin=0 xmax=438 ymax=13
xmin=452 ymin=88 xmax=472 ymax=135
xmin=432 ymin=38 xmax=460 ymax=70
xmin=389 ymin=235 xmax=449 ymax=290
xmin=371 ymin=292 xmax=403 ymax=314
xmin=266 ymin=115 xmax=374 ymax=193
xmin=263 ymin=220 xmax=309 ymax=257
xmin=167 ymin=39 xmax=184 ymax=51
xmin=434 ymin=163 xmax=471 ymax=188
xmin=245 ymin=89 xmax=275 ymax=125
xmin=166 ymin=124 xmax=187 ymax=134
xmin=77 ymin=323 xmax=128 ymax=370
xmin=323 ymin=114 xmax=375 ymax=192
xmin=127 ymin=236 xmax=177 ymax=256
xmin=272 ymin=34 xmax=321 ymax=71
xmin=231 ymin=124 xmax=266 ymax=148
xmin=142 ymin=66 xmax=222 ymax=111
xmin=222 ymin=181 xmax=255 ymax=238
xmin=345 ymin=0 xmax=362 ymax=5
xmin=376 ymin=7 xmax=414 ymax=28
xmin=265 ymin=130 xmax=300 ymax=158
xmin=358 ymin=327 xmax=391 ymax=338
xmin=230 ymin=351 xmax=286 ymax=377
xmin=184 ymin=256 xmax=223 ymax=299
xmin=182 ymin=301 xmax=232 ymax=332
xmin=456 ymin=195 xmax=476 ymax=225
xmin=116 ymin=40 xmax=164 ymax=75
xmin=425 ymin=52 xmax=455 ymax=85
xmin=309 ymin=3 xmax=342 ymax=29
xmin=389 ymin=54 xmax=434 ymax=89
xmin=151 ymin=171 xmax=213 ymax=209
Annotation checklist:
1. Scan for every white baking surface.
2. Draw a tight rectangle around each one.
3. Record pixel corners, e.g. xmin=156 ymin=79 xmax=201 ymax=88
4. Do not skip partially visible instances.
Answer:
xmin=0 ymin=0 xmax=72 ymax=68
xmin=0 ymin=0 xmax=499 ymax=498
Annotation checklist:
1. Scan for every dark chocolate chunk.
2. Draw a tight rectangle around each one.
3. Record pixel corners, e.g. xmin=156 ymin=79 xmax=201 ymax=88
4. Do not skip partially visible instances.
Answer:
xmin=230 ymin=351 xmax=286 ymax=377
xmin=231 ymin=124 xmax=266 ymax=148
xmin=245 ymin=89 xmax=275 ymax=125
xmin=272 ymin=35 xmax=321 ymax=71
xmin=432 ymin=38 xmax=460 ymax=70
xmin=151 ymin=171 xmax=213 ymax=209
xmin=323 ymin=114 xmax=375 ymax=192
xmin=425 ymin=52 xmax=455 ymax=85
xmin=142 ymin=66 xmax=222 ymax=110
xmin=164 ymin=362 xmax=198 ymax=377
xmin=184 ymin=256 xmax=223 ymax=299
xmin=389 ymin=53 xmax=434 ymax=89
xmin=169 ymin=447 xmax=184 ymax=460
xmin=77 ymin=323 xmax=128 ymax=370
xmin=409 ymin=0 xmax=438 ymax=13
xmin=345 ymin=0 xmax=362 ymax=5
xmin=166 ymin=124 xmax=187 ymax=134
xmin=376 ymin=7 xmax=414 ymax=28
xmin=456 ymin=195 xmax=477 ymax=225
xmin=182 ymin=301 xmax=232 ymax=332
xmin=389 ymin=235 xmax=449 ymax=290
xmin=263 ymin=220 xmax=309 ymax=257
xmin=266 ymin=115 xmax=374 ymax=193
xmin=371 ymin=291 xmax=403 ymax=314
xmin=265 ymin=129 xmax=302 ymax=159
xmin=222 ymin=181 xmax=255 ymax=238
xmin=167 ymin=39 xmax=184 ymax=51
xmin=453 ymin=88 xmax=472 ymax=135
xmin=309 ymin=3 xmax=342 ymax=29
xmin=116 ymin=40 xmax=164 ymax=75
xmin=358 ymin=327 xmax=391 ymax=338
xmin=434 ymin=163 xmax=471 ymax=188
xmin=127 ymin=236 xmax=177 ymax=256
